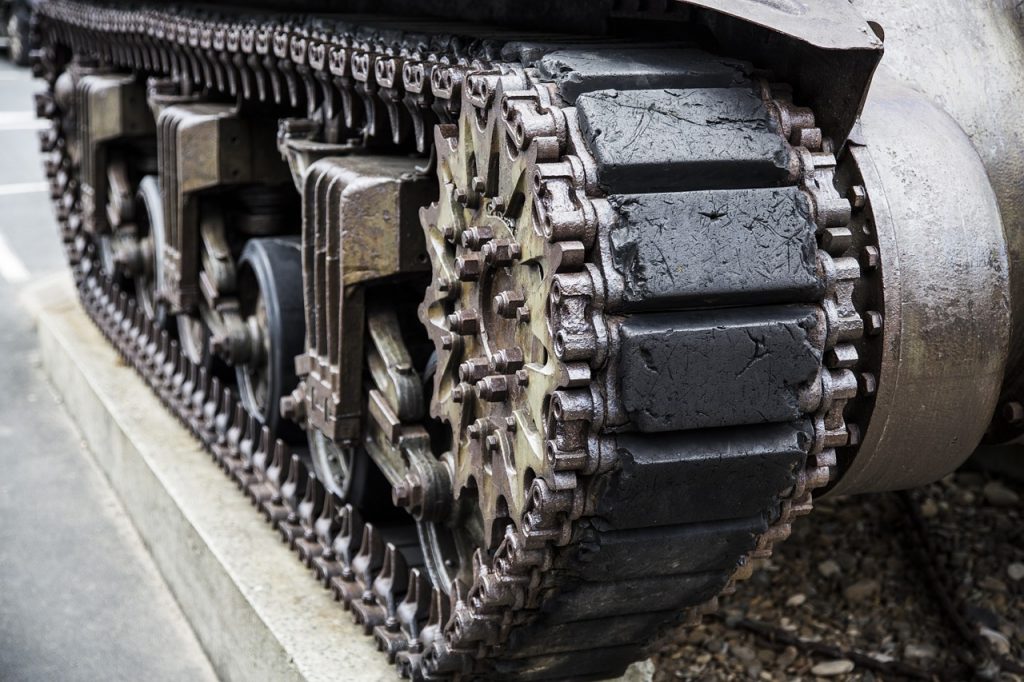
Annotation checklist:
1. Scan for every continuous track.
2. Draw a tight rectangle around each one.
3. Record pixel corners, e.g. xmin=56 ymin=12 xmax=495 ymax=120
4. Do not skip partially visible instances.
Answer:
xmin=33 ymin=2 xmax=877 ymax=679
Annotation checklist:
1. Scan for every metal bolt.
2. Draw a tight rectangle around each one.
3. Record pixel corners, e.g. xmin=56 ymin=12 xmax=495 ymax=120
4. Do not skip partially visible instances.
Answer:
xmin=485 ymin=434 xmax=500 ymax=453
xmin=847 ymin=184 xmax=867 ymax=210
xmin=459 ymin=357 xmax=490 ymax=383
xmin=440 ymin=332 xmax=455 ymax=350
xmin=436 ymin=272 xmax=459 ymax=296
xmin=280 ymin=393 xmax=304 ymax=421
xmin=505 ymin=416 xmax=517 ymax=432
xmin=858 ymin=372 xmax=877 ymax=396
xmin=495 ymin=292 xmax=525 ymax=318
xmin=447 ymin=309 xmax=480 ymax=335
xmin=515 ymin=369 xmax=529 ymax=387
xmin=1002 ymin=401 xmax=1024 ymax=425
xmin=392 ymin=481 xmax=410 ymax=507
xmin=860 ymin=245 xmax=880 ymax=271
xmin=491 ymin=348 xmax=524 ymax=373
xmin=451 ymin=382 xmax=471 ymax=403
xmin=468 ymin=418 xmax=489 ymax=439
xmin=864 ymin=310 xmax=883 ymax=336
xmin=456 ymin=253 xmax=482 ymax=281
xmin=847 ymin=423 xmax=862 ymax=447
xmin=516 ymin=305 xmax=531 ymax=323
xmin=476 ymin=375 xmax=508 ymax=402
xmin=481 ymin=239 xmax=521 ymax=266
xmin=461 ymin=226 xmax=493 ymax=250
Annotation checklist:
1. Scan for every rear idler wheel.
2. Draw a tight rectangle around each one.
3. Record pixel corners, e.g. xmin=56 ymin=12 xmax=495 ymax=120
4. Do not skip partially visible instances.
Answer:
xmin=233 ymin=237 xmax=305 ymax=441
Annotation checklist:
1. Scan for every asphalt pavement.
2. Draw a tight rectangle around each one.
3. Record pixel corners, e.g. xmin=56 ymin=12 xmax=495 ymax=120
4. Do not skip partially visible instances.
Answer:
xmin=0 ymin=60 xmax=217 ymax=681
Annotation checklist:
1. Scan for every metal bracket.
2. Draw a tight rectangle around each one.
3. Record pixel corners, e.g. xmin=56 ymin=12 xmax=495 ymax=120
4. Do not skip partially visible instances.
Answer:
xmin=296 ymin=155 xmax=433 ymax=443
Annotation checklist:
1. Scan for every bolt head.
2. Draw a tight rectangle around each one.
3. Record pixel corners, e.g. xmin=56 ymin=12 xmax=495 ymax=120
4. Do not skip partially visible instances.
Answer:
xmin=858 ymin=372 xmax=878 ymax=396
xmin=452 ymin=382 xmax=470 ymax=403
xmin=446 ymin=310 xmax=480 ymax=335
xmin=847 ymin=184 xmax=867 ymax=210
xmin=860 ymin=245 xmax=880 ymax=271
xmin=495 ymin=292 xmax=526 ymax=318
xmin=846 ymin=423 xmax=862 ymax=447
xmin=476 ymin=375 xmax=508 ymax=402
xmin=462 ymin=226 xmax=493 ymax=250
xmin=864 ymin=310 xmax=883 ymax=336
xmin=456 ymin=253 xmax=482 ymax=281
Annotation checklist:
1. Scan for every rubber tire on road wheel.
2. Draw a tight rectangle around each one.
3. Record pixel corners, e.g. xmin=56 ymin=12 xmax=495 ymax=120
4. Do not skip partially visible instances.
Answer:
xmin=235 ymin=236 xmax=305 ymax=442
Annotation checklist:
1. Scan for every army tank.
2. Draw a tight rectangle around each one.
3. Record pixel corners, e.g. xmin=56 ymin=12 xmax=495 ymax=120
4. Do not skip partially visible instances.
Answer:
xmin=26 ymin=0 xmax=1020 ymax=679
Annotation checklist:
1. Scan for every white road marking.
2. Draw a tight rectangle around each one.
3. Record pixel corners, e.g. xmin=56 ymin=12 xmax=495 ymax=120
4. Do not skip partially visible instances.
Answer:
xmin=0 ymin=181 xmax=48 ymax=196
xmin=0 ymin=110 xmax=46 ymax=131
xmin=0 ymin=231 xmax=29 ymax=283
xmin=0 ymin=111 xmax=36 ymax=122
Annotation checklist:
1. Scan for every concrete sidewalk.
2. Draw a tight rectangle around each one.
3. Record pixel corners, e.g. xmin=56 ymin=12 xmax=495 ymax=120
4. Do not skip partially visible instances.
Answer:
xmin=0 ymin=61 xmax=217 ymax=682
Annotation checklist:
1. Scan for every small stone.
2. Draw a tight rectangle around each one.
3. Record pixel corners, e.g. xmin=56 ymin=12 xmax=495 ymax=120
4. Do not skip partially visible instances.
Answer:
xmin=1008 ymin=562 xmax=1024 ymax=581
xmin=920 ymin=498 xmax=939 ymax=518
xmin=732 ymin=645 xmax=757 ymax=663
xmin=904 ymin=643 xmax=938 ymax=659
xmin=844 ymin=578 xmax=880 ymax=602
xmin=777 ymin=646 xmax=798 ymax=669
xmin=786 ymin=593 xmax=807 ymax=607
xmin=980 ymin=627 xmax=1012 ymax=656
xmin=705 ymin=639 xmax=726 ymax=655
xmin=757 ymin=649 xmax=775 ymax=664
xmin=818 ymin=559 xmax=841 ymax=578
xmin=983 ymin=480 xmax=1020 ymax=507
xmin=811 ymin=659 xmax=855 ymax=676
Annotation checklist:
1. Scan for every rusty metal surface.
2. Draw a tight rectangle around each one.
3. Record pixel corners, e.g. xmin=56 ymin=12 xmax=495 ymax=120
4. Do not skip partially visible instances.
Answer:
xmin=849 ymin=0 xmax=1024 ymax=443
xmin=31 ymin=2 xmax=877 ymax=678
xmin=682 ymin=0 xmax=881 ymax=51
xmin=828 ymin=77 xmax=1011 ymax=495
xmin=290 ymin=155 xmax=431 ymax=445
xmin=29 ymin=0 xmax=1017 ymax=678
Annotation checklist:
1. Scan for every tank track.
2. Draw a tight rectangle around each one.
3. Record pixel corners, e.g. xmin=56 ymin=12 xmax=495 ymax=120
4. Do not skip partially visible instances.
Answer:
xmin=33 ymin=2 xmax=875 ymax=680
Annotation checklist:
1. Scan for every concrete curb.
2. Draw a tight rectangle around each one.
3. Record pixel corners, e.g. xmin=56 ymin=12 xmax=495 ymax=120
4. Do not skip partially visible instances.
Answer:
xmin=24 ymin=274 xmax=397 ymax=682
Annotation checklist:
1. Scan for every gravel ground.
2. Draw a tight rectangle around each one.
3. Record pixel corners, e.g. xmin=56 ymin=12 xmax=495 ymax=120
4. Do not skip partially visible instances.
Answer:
xmin=653 ymin=460 xmax=1024 ymax=681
